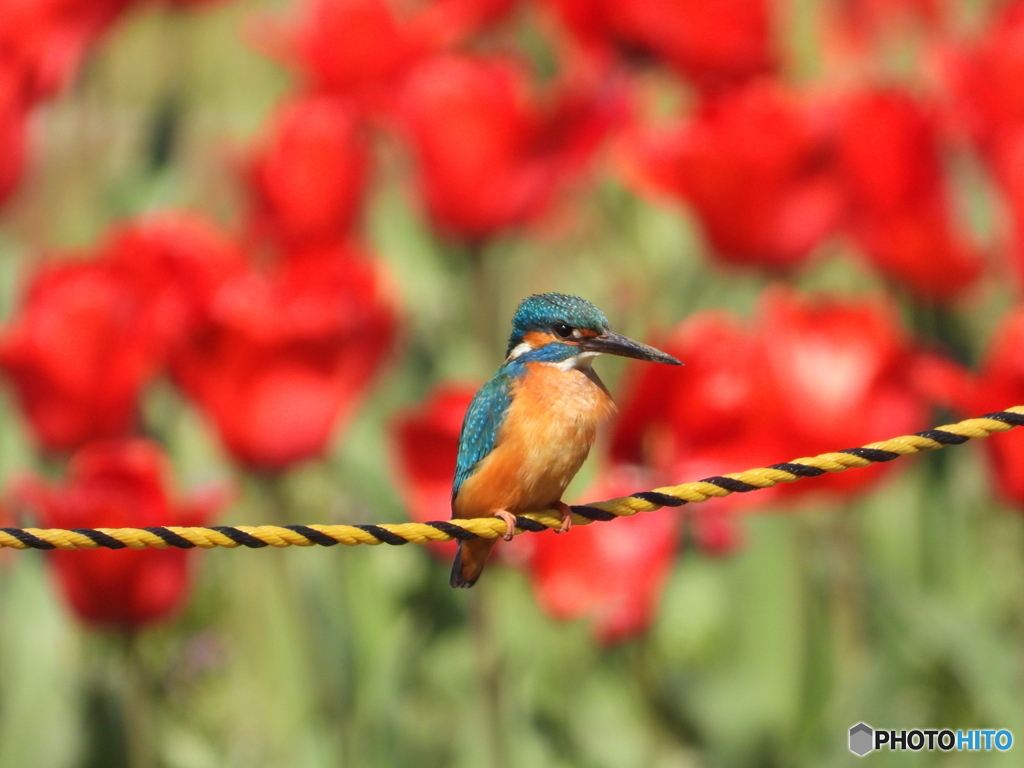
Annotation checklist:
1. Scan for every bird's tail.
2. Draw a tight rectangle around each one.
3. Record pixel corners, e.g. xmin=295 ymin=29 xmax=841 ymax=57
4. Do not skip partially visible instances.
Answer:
xmin=450 ymin=538 xmax=497 ymax=588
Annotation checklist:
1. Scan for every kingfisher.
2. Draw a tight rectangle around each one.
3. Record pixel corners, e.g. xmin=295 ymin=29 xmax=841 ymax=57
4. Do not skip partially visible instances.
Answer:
xmin=449 ymin=293 xmax=682 ymax=588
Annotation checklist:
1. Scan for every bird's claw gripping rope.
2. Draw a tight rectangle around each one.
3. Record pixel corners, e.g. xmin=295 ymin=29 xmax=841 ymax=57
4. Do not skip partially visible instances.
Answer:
xmin=2 ymin=407 xmax=1023 ymax=551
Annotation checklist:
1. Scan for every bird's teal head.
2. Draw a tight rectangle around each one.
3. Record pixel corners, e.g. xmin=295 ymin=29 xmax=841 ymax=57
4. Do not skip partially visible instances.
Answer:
xmin=505 ymin=293 xmax=682 ymax=367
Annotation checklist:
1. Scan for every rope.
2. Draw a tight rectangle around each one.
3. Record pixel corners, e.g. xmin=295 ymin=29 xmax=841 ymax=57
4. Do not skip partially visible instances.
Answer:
xmin=2 ymin=407 xmax=1022 ymax=551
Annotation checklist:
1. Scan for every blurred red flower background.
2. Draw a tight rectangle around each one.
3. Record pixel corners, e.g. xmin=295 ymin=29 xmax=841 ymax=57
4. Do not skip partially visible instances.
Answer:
xmin=13 ymin=439 xmax=227 ymax=630
xmin=397 ymin=54 xmax=623 ymax=242
xmin=5 ymin=0 xmax=1024 ymax=764
xmin=622 ymin=81 xmax=842 ymax=270
xmin=0 ymin=0 xmax=1023 ymax=659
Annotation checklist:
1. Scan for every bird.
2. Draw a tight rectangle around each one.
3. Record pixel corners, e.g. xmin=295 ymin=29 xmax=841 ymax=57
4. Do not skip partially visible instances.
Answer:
xmin=449 ymin=293 xmax=682 ymax=588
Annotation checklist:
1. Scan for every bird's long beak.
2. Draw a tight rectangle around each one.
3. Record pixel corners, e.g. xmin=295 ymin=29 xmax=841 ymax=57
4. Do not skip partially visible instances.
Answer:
xmin=580 ymin=332 xmax=682 ymax=365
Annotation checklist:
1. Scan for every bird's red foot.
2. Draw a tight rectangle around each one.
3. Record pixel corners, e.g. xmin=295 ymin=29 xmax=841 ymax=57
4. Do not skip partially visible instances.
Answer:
xmin=493 ymin=510 xmax=517 ymax=541
xmin=554 ymin=501 xmax=573 ymax=534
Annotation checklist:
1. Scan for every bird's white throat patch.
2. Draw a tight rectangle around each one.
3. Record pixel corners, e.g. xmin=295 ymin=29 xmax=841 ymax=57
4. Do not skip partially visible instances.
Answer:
xmin=550 ymin=350 xmax=600 ymax=371
xmin=507 ymin=342 xmax=532 ymax=360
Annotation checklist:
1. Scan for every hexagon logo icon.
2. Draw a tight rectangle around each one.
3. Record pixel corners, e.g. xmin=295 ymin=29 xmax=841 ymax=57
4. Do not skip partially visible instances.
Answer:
xmin=849 ymin=723 xmax=874 ymax=757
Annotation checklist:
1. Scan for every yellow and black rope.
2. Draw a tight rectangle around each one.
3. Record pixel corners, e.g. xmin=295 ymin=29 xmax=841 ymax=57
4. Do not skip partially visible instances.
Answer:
xmin=2 ymin=407 xmax=1022 ymax=551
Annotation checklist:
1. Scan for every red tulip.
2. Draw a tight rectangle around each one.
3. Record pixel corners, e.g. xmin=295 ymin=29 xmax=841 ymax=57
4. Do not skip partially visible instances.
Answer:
xmin=611 ymin=288 xmax=930 ymax=505
xmin=0 ymin=0 xmax=131 ymax=98
xmin=172 ymin=245 xmax=396 ymax=471
xmin=611 ymin=313 xmax=761 ymax=467
xmin=829 ymin=0 xmax=940 ymax=54
xmin=0 ymin=0 xmax=227 ymax=99
xmin=16 ymin=439 xmax=227 ymax=631
xmin=100 ymin=212 xmax=246 ymax=349
xmin=758 ymin=288 xmax=928 ymax=497
xmin=391 ymin=384 xmax=476 ymax=558
xmin=289 ymin=0 xmax=427 ymax=115
xmin=542 ymin=0 xmax=776 ymax=94
xmin=689 ymin=506 xmax=743 ymax=557
xmin=940 ymin=4 xmax=1024 ymax=283
xmin=905 ymin=350 xmax=974 ymax=415
xmin=0 ymin=258 xmax=164 ymax=453
xmin=995 ymin=132 xmax=1024 ymax=283
xmin=761 ymin=289 xmax=922 ymax=447
xmin=0 ymin=67 xmax=28 ymax=207
xmin=610 ymin=311 xmax=790 ymax=511
xmin=398 ymin=55 xmax=621 ymax=242
xmin=621 ymin=81 xmax=843 ymax=271
xmin=970 ymin=307 xmax=1024 ymax=506
xmin=835 ymin=89 xmax=981 ymax=303
xmin=408 ymin=0 xmax=519 ymax=49
xmin=162 ymin=0 xmax=230 ymax=6
xmin=941 ymin=2 xmax=1024 ymax=166
xmin=288 ymin=0 xmax=519 ymax=115
xmin=247 ymin=97 xmax=370 ymax=250
xmin=528 ymin=466 xmax=679 ymax=645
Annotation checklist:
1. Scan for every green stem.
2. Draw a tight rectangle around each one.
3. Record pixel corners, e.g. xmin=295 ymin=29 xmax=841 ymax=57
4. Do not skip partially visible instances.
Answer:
xmin=120 ymin=634 xmax=157 ymax=768
xmin=463 ymin=240 xmax=503 ymax=359
xmin=470 ymin=585 xmax=508 ymax=768
xmin=248 ymin=471 xmax=292 ymax=526
xmin=791 ymin=512 xmax=836 ymax=759
xmin=630 ymin=640 xmax=700 ymax=757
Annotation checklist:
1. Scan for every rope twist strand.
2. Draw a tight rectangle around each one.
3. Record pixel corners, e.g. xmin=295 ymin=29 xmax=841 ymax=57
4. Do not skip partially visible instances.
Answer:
xmin=3 ymin=407 xmax=1022 ymax=551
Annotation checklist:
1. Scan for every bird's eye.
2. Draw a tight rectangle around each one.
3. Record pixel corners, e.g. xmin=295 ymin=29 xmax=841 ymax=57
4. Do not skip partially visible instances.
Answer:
xmin=552 ymin=323 xmax=573 ymax=339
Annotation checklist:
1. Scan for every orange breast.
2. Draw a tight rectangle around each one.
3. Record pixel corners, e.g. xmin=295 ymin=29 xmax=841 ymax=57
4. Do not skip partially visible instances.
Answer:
xmin=453 ymin=362 xmax=616 ymax=517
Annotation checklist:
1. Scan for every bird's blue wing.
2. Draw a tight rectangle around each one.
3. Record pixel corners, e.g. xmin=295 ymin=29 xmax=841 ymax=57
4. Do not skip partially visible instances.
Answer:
xmin=452 ymin=368 xmax=516 ymax=500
